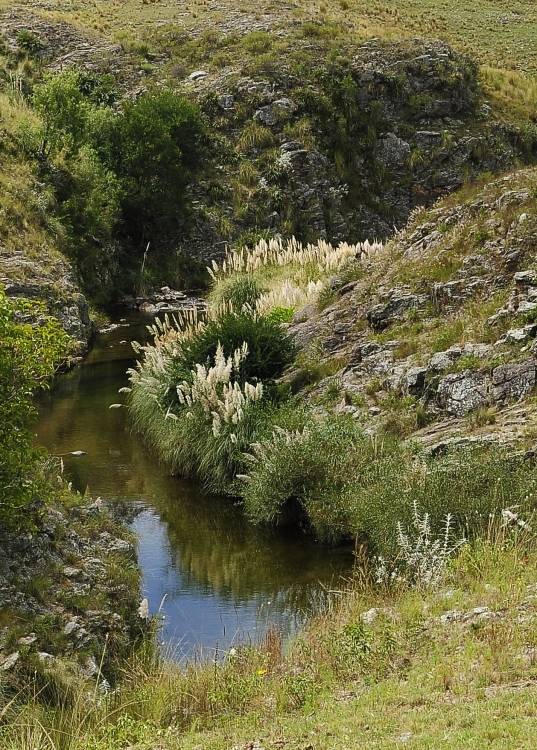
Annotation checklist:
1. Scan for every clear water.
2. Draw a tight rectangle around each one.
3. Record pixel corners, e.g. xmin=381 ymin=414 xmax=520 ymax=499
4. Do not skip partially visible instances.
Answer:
xmin=35 ymin=311 xmax=354 ymax=659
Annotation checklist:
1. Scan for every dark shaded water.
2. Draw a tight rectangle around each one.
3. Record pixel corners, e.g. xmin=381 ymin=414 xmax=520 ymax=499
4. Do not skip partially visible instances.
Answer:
xmin=35 ymin=311 xmax=353 ymax=659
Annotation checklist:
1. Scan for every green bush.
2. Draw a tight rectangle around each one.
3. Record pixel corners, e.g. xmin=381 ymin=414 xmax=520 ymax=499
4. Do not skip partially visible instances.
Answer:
xmin=130 ymin=362 xmax=279 ymax=493
xmin=241 ymin=417 xmax=365 ymax=542
xmin=178 ymin=312 xmax=297 ymax=387
xmin=0 ymin=287 xmax=69 ymax=529
xmin=348 ymin=444 xmax=537 ymax=559
xmin=31 ymin=72 xmax=206 ymax=301
xmin=16 ymin=29 xmax=45 ymax=56
xmin=240 ymin=416 xmax=537 ymax=550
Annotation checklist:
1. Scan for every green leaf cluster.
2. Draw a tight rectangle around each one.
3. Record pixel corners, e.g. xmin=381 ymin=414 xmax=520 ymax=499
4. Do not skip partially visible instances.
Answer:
xmin=0 ymin=286 xmax=69 ymax=529
xmin=29 ymin=71 xmax=205 ymax=303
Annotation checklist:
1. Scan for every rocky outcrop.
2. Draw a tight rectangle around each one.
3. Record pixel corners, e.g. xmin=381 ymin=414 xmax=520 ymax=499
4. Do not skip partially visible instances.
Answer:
xmin=0 ymin=249 xmax=93 ymax=347
xmin=492 ymin=360 xmax=536 ymax=404
xmin=0 ymin=499 xmax=140 ymax=670
xmin=177 ymin=38 xmax=521 ymax=262
xmin=1 ymin=10 xmax=126 ymax=78
xmin=436 ymin=371 xmax=491 ymax=417
xmin=286 ymin=168 xmax=537 ymax=449
xmin=367 ymin=294 xmax=423 ymax=330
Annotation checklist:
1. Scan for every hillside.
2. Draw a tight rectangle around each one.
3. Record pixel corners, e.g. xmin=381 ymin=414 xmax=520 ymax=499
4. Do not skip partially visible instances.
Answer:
xmin=290 ymin=167 xmax=537 ymax=451
xmin=1 ymin=0 xmax=537 ymax=322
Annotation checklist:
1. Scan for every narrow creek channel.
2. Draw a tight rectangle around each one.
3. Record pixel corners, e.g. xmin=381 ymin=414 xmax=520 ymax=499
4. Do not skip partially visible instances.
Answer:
xmin=35 ymin=310 xmax=354 ymax=660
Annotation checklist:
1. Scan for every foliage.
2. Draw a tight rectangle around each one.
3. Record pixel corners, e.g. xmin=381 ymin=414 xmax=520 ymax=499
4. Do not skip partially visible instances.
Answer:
xmin=16 ymin=29 xmax=45 ymax=57
xmin=241 ymin=417 xmax=364 ymax=541
xmin=0 ymin=286 xmax=69 ymax=528
xmin=103 ymin=90 xmax=205 ymax=245
xmin=240 ymin=412 xmax=537 ymax=551
xmin=348 ymin=444 xmax=537 ymax=559
xmin=375 ymin=500 xmax=467 ymax=589
xmin=30 ymin=72 xmax=206 ymax=301
xmin=178 ymin=311 xmax=297 ymax=387
xmin=217 ymin=274 xmax=264 ymax=310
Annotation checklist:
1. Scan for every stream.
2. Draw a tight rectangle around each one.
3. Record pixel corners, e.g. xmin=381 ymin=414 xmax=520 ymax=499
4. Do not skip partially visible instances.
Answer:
xmin=35 ymin=310 xmax=354 ymax=660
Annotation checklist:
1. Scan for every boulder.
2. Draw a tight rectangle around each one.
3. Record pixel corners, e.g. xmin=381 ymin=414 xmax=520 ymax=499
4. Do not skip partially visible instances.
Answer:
xmin=436 ymin=370 xmax=491 ymax=416
xmin=366 ymin=295 xmax=419 ymax=330
xmin=404 ymin=366 xmax=427 ymax=395
xmin=427 ymin=347 xmax=462 ymax=373
xmin=254 ymin=98 xmax=296 ymax=126
xmin=375 ymin=133 xmax=411 ymax=170
xmin=505 ymin=328 xmax=530 ymax=344
xmin=514 ymin=271 xmax=537 ymax=286
xmin=492 ymin=360 xmax=536 ymax=404
xmin=349 ymin=340 xmax=382 ymax=364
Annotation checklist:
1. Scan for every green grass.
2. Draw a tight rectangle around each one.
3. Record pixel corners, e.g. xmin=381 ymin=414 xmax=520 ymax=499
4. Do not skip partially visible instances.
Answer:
xmin=3 ymin=526 xmax=537 ymax=749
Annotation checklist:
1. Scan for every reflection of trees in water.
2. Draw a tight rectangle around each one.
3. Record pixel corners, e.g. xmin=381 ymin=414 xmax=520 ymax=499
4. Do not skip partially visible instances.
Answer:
xmin=153 ymin=479 xmax=353 ymax=609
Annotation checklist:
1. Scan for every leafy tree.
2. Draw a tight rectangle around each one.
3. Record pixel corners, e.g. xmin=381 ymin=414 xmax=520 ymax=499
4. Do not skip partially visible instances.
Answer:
xmin=105 ymin=90 xmax=205 ymax=244
xmin=0 ymin=287 xmax=69 ymax=529
xmin=31 ymin=73 xmax=205 ymax=299
xmin=32 ymin=70 xmax=91 ymax=157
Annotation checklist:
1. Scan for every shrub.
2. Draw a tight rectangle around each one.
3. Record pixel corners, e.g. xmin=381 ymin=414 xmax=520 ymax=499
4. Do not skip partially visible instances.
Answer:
xmin=16 ymin=29 xmax=45 ymax=56
xmin=32 ymin=73 xmax=205 ymax=300
xmin=240 ymin=417 xmax=366 ymax=542
xmin=178 ymin=312 xmax=297 ymax=387
xmin=375 ymin=500 xmax=466 ymax=589
xmin=0 ymin=287 xmax=69 ymax=529
xmin=240 ymin=418 xmax=537 ymax=550
xmin=129 ymin=345 xmax=278 ymax=493
xmin=217 ymin=274 xmax=264 ymax=310
xmin=348 ymin=444 xmax=537 ymax=559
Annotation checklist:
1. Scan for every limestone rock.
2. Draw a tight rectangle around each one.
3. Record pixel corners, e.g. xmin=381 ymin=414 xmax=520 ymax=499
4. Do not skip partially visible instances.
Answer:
xmin=436 ymin=370 xmax=491 ymax=416
xmin=0 ymin=652 xmax=20 ymax=671
xmin=428 ymin=347 xmax=462 ymax=373
xmin=254 ymin=97 xmax=296 ymax=126
xmin=375 ymin=133 xmax=410 ymax=170
xmin=367 ymin=295 xmax=419 ymax=330
xmin=404 ymin=367 xmax=427 ymax=395
xmin=514 ymin=270 xmax=537 ymax=286
xmin=492 ymin=360 xmax=536 ymax=404
xmin=506 ymin=328 xmax=530 ymax=344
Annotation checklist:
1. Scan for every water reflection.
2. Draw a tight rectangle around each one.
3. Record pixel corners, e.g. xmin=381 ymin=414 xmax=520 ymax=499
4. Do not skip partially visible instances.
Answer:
xmin=35 ymin=312 xmax=353 ymax=656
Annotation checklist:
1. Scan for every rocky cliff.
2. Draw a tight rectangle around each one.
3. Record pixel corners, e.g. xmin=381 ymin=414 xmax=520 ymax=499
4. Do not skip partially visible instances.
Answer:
xmin=288 ymin=167 xmax=537 ymax=452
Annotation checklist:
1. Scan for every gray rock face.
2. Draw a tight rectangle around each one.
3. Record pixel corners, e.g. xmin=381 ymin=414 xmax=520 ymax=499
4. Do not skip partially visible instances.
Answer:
xmin=514 ymin=271 xmax=537 ymax=286
xmin=375 ymin=133 xmax=410 ymax=170
xmin=428 ymin=347 xmax=462 ymax=373
xmin=189 ymin=70 xmax=208 ymax=81
xmin=1 ymin=265 xmax=93 ymax=347
xmin=291 ymin=302 xmax=317 ymax=325
xmin=415 ymin=131 xmax=442 ymax=153
xmin=349 ymin=340 xmax=382 ymax=364
xmin=437 ymin=370 xmax=491 ymax=416
xmin=492 ymin=360 xmax=536 ymax=404
xmin=404 ymin=367 xmax=427 ymax=396
xmin=1 ymin=652 xmax=20 ymax=671
xmin=254 ymin=97 xmax=296 ymax=126
xmin=217 ymin=94 xmax=234 ymax=110
xmin=367 ymin=295 xmax=419 ymax=330
xmin=506 ymin=328 xmax=531 ymax=344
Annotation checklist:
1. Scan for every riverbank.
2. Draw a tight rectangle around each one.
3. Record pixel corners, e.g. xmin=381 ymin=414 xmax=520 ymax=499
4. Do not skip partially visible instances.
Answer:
xmin=0 ymin=474 xmax=143 ymax=690
xmin=2 ymin=521 xmax=536 ymax=749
